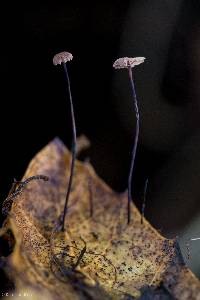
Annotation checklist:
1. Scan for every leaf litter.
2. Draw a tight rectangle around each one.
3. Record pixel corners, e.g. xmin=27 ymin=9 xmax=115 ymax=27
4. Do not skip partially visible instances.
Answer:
xmin=1 ymin=137 xmax=200 ymax=300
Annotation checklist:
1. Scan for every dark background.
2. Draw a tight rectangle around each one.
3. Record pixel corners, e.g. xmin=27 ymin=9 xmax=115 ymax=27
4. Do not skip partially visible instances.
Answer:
xmin=1 ymin=0 xmax=135 ymax=223
xmin=0 ymin=0 xmax=200 ymax=281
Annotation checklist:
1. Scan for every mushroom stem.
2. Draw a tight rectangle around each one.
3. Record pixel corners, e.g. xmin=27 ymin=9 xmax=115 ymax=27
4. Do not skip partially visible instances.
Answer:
xmin=141 ymin=178 xmax=148 ymax=224
xmin=127 ymin=66 xmax=140 ymax=224
xmin=61 ymin=63 xmax=77 ymax=231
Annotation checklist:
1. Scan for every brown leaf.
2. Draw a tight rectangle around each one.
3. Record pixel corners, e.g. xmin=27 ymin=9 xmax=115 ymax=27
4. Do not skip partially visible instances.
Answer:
xmin=1 ymin=138 xmax=200 ymax=300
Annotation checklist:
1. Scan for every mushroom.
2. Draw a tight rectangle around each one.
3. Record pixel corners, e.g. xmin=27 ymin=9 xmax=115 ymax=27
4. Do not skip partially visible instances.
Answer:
xmin=113 ymin=56 xmax=145 ymax=224
xmin=53 ymin=51 xmax=76 ymax=231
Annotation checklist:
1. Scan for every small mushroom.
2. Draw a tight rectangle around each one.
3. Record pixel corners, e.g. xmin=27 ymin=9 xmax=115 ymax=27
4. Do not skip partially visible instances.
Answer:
xmin=113 ymin=56 xmax=145 ymax=224
xmin=53 ymin=51 xmax=76 ymax=231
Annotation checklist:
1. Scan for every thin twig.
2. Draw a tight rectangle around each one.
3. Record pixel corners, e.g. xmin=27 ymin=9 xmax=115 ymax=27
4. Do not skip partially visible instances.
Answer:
xmin=186 ymin=241 xmax=190 ymax=260
xmin=186 ymin=237 xmax=200 ymax=260
xmin=71 ymin=237 xmax=87 ymax=270
xmin=191 ymin=237 xmax=200 ymax=241
xmin=2 ymin=175 xmax=49 ymax=216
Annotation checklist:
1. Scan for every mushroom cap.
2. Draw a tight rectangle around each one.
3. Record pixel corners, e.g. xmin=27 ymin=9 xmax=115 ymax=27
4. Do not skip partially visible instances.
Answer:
xmin=53 ymin=51 xmax=73 ymax=65
xmin=113 ymin=57 xmax=145 ymax=69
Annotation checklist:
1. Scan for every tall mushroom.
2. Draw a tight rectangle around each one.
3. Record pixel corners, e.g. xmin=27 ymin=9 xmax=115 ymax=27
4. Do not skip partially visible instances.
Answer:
xmin=113 ymin=57 xmax=145 ymax=224
xmin=53 ymin=51 xmax=76 ymax=231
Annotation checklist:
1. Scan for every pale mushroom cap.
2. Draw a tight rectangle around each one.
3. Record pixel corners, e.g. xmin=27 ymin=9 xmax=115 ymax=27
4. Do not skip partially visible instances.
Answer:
xmin=53 ymin=51 xmax=73 ymax=65
xmin=113 ymin=57 xmax=145 ymax=69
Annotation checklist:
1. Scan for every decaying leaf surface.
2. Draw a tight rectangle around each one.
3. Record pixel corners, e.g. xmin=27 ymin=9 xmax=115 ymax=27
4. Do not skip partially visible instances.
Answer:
xmin=1 ymin=138 xmax=200 ymax=300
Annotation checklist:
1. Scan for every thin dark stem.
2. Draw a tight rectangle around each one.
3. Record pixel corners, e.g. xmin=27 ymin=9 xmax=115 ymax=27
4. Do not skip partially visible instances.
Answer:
xmin=61 ymin=63 xmax=77 ymax=231
xmin=141 ymin=178 xmax=148 ymax=224
xmin=127 ymin=66 xmax=140 ymax=224
xmin=71 ymin=238 xmax=87 ymax=270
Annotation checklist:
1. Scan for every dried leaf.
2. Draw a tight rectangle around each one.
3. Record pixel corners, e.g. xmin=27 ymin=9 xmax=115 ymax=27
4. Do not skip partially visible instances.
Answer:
xmin=1 ymin=138 xmax=200 ymax=299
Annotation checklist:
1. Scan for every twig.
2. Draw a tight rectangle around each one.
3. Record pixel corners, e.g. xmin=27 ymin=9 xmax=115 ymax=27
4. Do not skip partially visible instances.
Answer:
xmin=2 ymin=175 xmax=49 ymax=216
